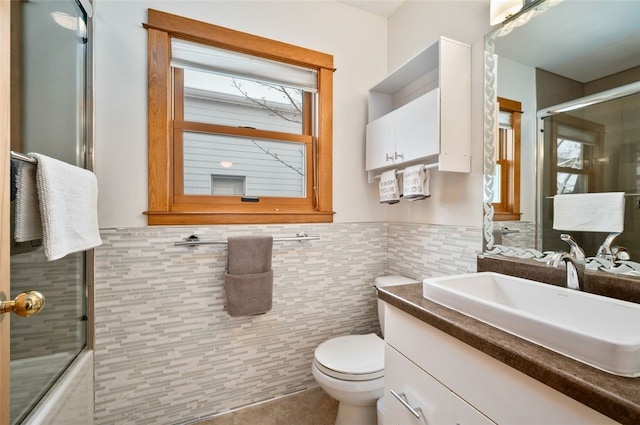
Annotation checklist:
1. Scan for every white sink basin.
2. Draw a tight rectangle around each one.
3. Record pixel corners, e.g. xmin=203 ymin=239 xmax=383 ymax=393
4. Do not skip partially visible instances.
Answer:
xmin=422 ymin=272 xmax=640 ymax=377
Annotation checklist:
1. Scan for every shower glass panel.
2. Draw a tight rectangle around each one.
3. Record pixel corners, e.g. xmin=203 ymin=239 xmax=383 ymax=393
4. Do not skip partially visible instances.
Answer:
xmin=10 ymin=0 xmax=89 ymax=423
xmin=540 ymin=91 xmax=640 ymax=257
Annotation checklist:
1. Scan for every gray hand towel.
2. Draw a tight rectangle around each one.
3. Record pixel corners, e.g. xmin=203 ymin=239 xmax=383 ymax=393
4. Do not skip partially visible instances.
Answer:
xmin=225 ymin=235 xmax=274 ymax=316
xmin=225 ymin=270 xmax=273 ymax=317
xmin=227 ymin=235 xmax=273 ymax=275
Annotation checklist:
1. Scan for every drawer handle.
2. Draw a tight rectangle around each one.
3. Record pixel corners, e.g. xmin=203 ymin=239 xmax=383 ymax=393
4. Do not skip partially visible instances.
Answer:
xmin=390 ymin=389 xmax=423 ymax=419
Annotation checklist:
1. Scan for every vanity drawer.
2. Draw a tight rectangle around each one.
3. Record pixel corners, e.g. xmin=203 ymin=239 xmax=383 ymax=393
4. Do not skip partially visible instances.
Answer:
xmin=385 ymin=344 xmax=494 ymax=425
xmin=382 ymin=410 xmax=399 ymax=425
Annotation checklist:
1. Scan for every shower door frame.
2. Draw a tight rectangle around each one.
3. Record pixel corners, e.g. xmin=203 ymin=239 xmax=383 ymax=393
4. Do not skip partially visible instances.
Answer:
xmin=0 ymin=1 xmax=95 ymax=423
xmin=1 ymin=0 xmax=12 ymax=423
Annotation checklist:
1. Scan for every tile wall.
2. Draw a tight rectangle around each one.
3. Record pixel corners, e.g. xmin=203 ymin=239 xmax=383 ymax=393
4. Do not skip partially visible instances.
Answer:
xmin=93 ymin=222 xmax=481 ymax=424
xmin=498 ymin=220 xmax=536 ymax=249
xmin=11 ymin=249 xmax=84 ymax=359
xmin=386 ymin=223 xmax=482 ymax=279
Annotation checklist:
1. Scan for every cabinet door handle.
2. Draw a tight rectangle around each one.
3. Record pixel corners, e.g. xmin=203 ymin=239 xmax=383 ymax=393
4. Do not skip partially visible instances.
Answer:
xmin=390 ymin=389 xmax=423 ymax=419
xmin=386 ymin=153 xmax=394 ymax=162
xmin=394 ymin=152 xmax=403 ymax=160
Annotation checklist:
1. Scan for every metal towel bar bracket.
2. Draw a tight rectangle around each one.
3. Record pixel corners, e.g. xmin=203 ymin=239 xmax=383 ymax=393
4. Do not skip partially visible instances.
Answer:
xmin=174 ymin=231 xmax=320 ymax=247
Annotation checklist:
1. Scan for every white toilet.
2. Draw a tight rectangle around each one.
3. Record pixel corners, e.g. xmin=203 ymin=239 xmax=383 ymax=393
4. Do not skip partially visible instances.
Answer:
xmin=312 ymin=275 xmax=419 ymax=425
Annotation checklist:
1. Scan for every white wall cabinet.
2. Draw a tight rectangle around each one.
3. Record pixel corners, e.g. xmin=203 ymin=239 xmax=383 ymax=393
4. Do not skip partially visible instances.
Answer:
xmin=383 ymin=304 xmax=619 ymax=425
xmin=366 ymin=36 xmax=471 ymax=179
xmin=365 ymin=89 xmax=440 ymax=171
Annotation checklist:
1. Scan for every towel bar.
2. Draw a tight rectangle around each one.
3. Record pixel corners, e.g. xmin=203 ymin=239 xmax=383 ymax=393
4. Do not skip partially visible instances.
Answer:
xmin=174 ymin=232 xmax=320 ymax=247
xmin=10 ymin=151 xmax=37 ymax=164
xmin=372 ymin=162 xmax=439 ymax=180
xmin=545 ymin=193 xmax=640 ymax=199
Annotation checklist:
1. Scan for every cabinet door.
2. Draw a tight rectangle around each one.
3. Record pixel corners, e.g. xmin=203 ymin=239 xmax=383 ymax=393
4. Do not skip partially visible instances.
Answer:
xmin=385 ymin=344 xmax=450 ymax=425
xmin=383 ymin=411 xmax=400 ymax=425
xmin=395 ymin=88 xmax=440 ymax=164
xmin=449 ymin=393 xmax=495 ymax=425
xmin=365 ymin=112 xmax=395 ymax=171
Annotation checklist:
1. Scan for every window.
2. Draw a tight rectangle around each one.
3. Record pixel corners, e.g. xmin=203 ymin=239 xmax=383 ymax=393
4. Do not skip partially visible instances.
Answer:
xmin=547 ymin=114 xmax=605 ymax=195
xmin=144 ymin=9 xmax=335 ymax=225
xmin=492 ymin=97 xmax=522 ymax=221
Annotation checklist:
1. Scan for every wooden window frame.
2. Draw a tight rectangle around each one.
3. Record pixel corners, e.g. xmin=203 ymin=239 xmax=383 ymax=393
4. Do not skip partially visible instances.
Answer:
xmin=548 ymin=114 xmax=605 ymax=196
xmin=493 ymin=97 xmax=522 ymax=221
xmin=143 ymin=9 xmax=335 ymax=225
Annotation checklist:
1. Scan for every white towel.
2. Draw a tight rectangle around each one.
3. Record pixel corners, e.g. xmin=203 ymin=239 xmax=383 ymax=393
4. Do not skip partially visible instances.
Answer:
xmin=29 ymin=153 xmax=102 ymax=261
xmin=379 ymin=170 xmax=400 ymax=204
xmin=402 ymin=165 xmax=430 ymax=201
xmin=553 ymin=192 xmax=625 ymax=233
xmin=14 ymin=161 xmax=43 ymax=242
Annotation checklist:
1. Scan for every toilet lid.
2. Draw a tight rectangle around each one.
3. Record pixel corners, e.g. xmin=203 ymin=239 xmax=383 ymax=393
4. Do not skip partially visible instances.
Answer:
xmin=314 ymin=333 xmax=384 ymax=381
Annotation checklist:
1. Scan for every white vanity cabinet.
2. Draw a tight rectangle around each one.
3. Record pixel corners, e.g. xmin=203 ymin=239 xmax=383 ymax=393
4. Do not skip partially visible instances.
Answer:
xmin=383 ymin=304 xmax=620 ymax=425
xmin=366 ymin=36 xmax=470 ymax=179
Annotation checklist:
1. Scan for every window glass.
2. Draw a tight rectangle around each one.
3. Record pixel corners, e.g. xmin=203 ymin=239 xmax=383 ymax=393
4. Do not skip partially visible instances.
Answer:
xmin=557 ymin=172 xmax=588 ymax=194
xmin=183 ymin=132 xmax=306 ymax=197
xmin=182 ymin=69 xmax=309 ymax=135
xmin=557 ymin=139 xmax=584 ymax=170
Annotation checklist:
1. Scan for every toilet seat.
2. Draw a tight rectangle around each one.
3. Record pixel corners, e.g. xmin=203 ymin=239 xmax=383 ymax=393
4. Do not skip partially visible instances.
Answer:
xmin=313 ymin=333 xmax=384 ymax=381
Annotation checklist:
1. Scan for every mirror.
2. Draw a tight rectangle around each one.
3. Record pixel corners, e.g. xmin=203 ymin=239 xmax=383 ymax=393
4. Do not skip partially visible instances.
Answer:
xmin=483 ymin=0 xmax=640 ymax=273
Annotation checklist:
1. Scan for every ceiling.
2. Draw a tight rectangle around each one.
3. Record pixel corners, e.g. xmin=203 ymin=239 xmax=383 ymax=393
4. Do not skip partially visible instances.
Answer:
xmin=339 ymin=0 xmax=406 ymax=18
xmin=342 ymin=1 xmax=640 ymax=83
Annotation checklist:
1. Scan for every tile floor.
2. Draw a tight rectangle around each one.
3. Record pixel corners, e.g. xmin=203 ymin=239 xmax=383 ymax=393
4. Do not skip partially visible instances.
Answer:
xmin=194 ymin=387 xmax=338 ymax=425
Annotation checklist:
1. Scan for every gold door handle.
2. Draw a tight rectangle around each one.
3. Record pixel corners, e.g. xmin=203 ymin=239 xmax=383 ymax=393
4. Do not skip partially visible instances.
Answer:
xmin=0 ymin=291 xmax=46 ymax=317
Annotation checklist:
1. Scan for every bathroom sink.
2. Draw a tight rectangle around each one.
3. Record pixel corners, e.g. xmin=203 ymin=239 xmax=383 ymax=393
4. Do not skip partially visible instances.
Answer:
xmin=422 ymin=272 xmax=640 ymax=377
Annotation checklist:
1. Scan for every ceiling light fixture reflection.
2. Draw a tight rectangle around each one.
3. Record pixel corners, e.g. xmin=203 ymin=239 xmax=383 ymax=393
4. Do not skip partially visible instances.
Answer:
xmin=51 ymin=11 xmax=77 ymax=30
xmin=220 ymin=161 xmax=233 ymax=168
xmin=490 ymin=0 xmax=523 ymax=25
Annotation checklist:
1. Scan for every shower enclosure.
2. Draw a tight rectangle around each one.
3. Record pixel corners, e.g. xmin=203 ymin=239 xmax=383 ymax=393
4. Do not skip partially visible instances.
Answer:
xmin=4 ymin=0 xmax=94 ymax=423
xmin=539 ymin=86 xmax=640 ymax=258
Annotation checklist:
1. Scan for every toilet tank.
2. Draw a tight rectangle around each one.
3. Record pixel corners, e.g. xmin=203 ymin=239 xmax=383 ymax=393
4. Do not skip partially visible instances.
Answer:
xmin=375 ymin=275 xmax=419 ymax=337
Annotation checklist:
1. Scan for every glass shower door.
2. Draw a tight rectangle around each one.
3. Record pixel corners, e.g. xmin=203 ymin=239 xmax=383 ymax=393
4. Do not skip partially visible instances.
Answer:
xmin=540 ymin=91 xmax=640 ymax=257
xmin=9 ymin=0 xmax=89 ymax=423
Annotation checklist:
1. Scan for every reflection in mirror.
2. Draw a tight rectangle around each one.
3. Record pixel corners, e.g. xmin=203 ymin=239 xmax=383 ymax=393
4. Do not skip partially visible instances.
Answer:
xmin=539 ymin=88 xmax=640 ymax=258
xmin=483 ymin=0 xmax=640 ymax=275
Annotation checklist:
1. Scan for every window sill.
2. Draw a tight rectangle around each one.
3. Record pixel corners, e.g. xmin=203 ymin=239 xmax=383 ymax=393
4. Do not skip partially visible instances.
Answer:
xmin=493 ymin=212 xmax=522 ymax=221
xmin=144 ymin=210 xmax=335 ymax=225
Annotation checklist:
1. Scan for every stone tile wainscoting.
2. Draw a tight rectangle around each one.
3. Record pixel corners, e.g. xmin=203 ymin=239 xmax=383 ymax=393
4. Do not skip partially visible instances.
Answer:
xmin=386 ymin=223 xmax=481 ymax=280
xmin=11 ymin=251 xmax=84 ymax=359
xmin=498 ymin=220 xmax=535 ymax=249
xmin=93 ymin=222 xmax=481 ymax=424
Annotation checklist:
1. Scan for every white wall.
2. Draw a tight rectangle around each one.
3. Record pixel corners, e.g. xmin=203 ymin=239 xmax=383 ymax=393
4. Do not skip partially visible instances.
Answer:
xmin=385 ymin=0 xmax=492 ymax=227
xmin=94 ymin=0 xmax=388 ymax=228
xmin=95 ymin=0 xmax=497 ymax=230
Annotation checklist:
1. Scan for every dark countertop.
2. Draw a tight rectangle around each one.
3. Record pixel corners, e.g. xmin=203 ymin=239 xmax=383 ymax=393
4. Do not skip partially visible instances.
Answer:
xmin=378 ymin=283 xmax=640 ymax=425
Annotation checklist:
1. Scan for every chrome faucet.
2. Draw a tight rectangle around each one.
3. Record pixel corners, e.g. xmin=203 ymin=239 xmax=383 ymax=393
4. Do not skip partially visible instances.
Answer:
xmin=596 ymin=232 xmax=631 ymax=262
xmin=551 ymin=252 xmax=585 ymax=290
xmin=549 ymin=234 xmax=586 ymax=291
xmin=560 ymin=233 xmax=586 ymax=262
